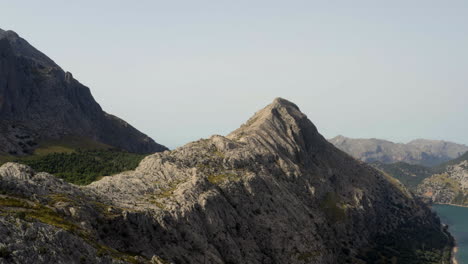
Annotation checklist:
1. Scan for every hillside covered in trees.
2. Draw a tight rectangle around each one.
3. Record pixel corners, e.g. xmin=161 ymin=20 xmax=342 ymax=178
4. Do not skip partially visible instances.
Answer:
xmin=7 ymin=149 xmax=148 ymax=185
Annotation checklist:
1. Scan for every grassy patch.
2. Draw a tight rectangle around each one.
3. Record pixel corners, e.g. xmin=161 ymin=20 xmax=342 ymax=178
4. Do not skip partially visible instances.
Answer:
xmin=146 ymin=180 xmax=188 ymax=209
xmin=207 ymin=172 xmax=241 ymax=185
xmin=0 ymin=136 xmax=111 ymax=165
xmin=0 ymin=195 xmax=146 ymax=262
xmin=0 ymin=246 xmax=11 ymax=258
xmin=0 ymin=196 xmax=33 ymax=208
xmin=382 ymin=172 xmax=412 ymax=198
xmin=0 ymin=155 xmax=15 ymax=165
xmin=371 ymin=162 xmax=433 ymax=191
xmin=297 ymin=251 xmax=320 ymax=262
xmin=425 ymin=173 xmax=461 ymax=192
xmin=149 ymin=199 xmax=166 ymax=209
xmin=320 ymin=192 xmax=346 ymax=223
xmin=0 ymin=196 xmax=78 ymax=232
xmin=35 ymin=136 xmax=110 ymax=154
xmin=155 ymin=179 xmax=185 ymax=199
xmin=46 ymin=193 xmax=77 ymax=206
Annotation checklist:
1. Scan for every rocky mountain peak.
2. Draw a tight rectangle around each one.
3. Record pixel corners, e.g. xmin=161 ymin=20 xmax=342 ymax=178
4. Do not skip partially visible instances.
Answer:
xmin=228 ymin=97 xmax=328 ymax=164
xmin=0 ymin=28 xmax=57 ymax=68
xmin=0 ymin=28 xmax=167 ymax=154
xmin=0 ymin=29 xmax=19 ymax=39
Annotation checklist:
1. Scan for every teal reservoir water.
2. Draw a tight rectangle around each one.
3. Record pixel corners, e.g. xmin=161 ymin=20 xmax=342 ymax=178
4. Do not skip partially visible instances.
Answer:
xmin=432 ymin=204 xmax=468 ymax=263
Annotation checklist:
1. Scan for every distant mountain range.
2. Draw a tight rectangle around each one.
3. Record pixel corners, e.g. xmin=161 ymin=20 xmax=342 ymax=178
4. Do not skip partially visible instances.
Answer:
xmin=329 ymin=135 xmax=468 ymax=167
xmin=0 ymin=29 xmax=167 ymax=156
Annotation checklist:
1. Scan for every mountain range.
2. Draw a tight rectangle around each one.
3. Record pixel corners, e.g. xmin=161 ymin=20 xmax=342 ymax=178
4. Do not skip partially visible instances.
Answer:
xmin=329 ymin=135 xmax=468 ymax=167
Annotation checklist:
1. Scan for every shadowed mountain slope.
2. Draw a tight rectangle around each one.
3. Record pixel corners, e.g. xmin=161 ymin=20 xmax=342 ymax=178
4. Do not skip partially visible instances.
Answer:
xmin=0 ymin=28 xmax=167 ymax=155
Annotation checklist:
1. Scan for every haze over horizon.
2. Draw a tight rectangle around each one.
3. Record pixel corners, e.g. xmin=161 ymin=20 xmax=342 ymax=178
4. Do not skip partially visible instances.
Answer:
xmin=1 ymin=0 xmax=467 ymax=149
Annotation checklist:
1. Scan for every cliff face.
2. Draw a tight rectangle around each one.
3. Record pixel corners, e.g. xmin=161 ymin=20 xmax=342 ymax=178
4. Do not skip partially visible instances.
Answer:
xmin=329 ymin=135 xmax=468 ymax=167
xmin=0 ymin=29 xmax=166 ymax=154
xmin=0 ymin=98 xmax=453 ymax=264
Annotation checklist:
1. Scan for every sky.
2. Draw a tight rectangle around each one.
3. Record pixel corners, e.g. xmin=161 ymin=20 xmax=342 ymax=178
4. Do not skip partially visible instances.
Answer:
xmin=1 ymin=1 xmax=467 ymax=149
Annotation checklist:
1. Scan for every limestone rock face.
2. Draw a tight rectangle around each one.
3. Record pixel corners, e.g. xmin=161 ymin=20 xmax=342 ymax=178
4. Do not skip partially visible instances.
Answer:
xmin=0 ymin=28 xmax=166 ymax=154
xmin=329 ymin=135 xmax=468 ymax=167
xmin=0 ymin=98 xmax=453 ymax=263
xmin=418 ymin=160 xmax=468 ymax=205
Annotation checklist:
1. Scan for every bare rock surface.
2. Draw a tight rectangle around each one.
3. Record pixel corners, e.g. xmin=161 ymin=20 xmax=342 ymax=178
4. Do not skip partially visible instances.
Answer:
xmin=418 ymin=160 xmax=468 ymax=205
xmin=0 ymin=98 xmax=453 ymax=263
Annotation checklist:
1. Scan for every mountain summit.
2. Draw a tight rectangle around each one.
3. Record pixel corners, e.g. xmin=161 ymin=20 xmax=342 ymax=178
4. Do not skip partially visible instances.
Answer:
xmin=0 ymin=98 xmax=453 ymax=263
xmin=227 ymin=97 xmax=328 ymax=164
xmin=0 ymin=29 xmax=167 ymax=155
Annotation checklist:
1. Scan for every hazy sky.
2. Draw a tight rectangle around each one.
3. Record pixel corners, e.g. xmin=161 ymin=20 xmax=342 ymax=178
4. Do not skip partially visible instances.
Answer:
xmin=1 ymin=1 xmax=467 ymax=149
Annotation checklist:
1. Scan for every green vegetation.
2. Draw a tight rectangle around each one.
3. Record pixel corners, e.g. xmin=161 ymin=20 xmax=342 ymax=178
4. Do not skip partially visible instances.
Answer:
xmin=146 ymin=179 xmax=187 ymax=209
xmin=34 ymin=136 xmax=110 ymax=155
xmin=358 ymin=219 xmax=453 ymax=264
xmin=0 ymin=136 xmax=110 ymax=161
xmin=207 ymin=172 xmax=241 ymax=185
xmin=0 ymin=246 xmax=11 ymax=259
xmin=425 ymin=174 xmax=460 ymax=192
xmin=0 ymin=136 xmax=148 ymax=185
xmin=8 ymin=149 xmax=147 ymax=185
xmin=0 ymin=196 xmax=31 ymax=208
xmin=0 ymin=195 xmax=79 ymax=232
xmin=320 ymin=192 xmax=346 ymax=223
xmin=371 ymin=162 xmax=433 ymax=191
xmin=381 ymin=172 xmax=412 ymax=199
xmin=372 ymin=154 xmax=468 ymax=206
xmin=296 ymin=251 xmax=320 ymax=262
xmin=0 ymin=195 xmax=146 ymax=263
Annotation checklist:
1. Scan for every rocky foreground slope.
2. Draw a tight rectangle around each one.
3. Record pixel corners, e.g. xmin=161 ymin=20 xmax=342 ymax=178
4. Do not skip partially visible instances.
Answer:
xmin=0 ymin=98 xmax=453 ymax=263
xmin=329 ymin=136 xmax=468 ymax=167
xmin=0 ymin=28 xmax=166 ymax=154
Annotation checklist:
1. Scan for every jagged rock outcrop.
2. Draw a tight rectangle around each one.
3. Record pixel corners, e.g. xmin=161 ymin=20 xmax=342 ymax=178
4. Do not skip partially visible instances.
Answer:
xmin=329 ymin=135 xmax=468 ymax=167
xmin=0 ymin=98 xmax=453 ymax=263
xmin=418 ymin=159 xmax=468 ymax=205
xmin=0 ymin=28 xmax=166 ymax=155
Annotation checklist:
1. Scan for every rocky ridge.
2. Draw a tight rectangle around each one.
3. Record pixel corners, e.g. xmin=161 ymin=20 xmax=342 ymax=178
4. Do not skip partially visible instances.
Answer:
xmin=418 ymin=159 xmax=468 ymax=205
xmin=329 ymin=135 xmax=468 ymax=167
xmin=0 ymin=28 xmax=166 ymax=155
xmin=0 ymin=98 xmax=453 ymax=263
